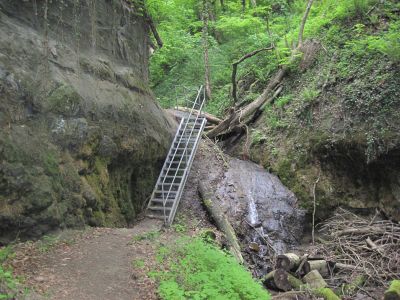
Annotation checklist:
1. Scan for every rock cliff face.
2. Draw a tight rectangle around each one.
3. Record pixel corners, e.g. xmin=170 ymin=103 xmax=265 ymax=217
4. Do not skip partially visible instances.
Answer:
xmin=0 ymin=0 xmax=175 ymax=243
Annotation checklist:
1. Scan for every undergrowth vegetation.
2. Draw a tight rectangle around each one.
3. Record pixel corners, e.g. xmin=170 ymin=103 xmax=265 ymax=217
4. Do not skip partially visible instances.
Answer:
xmin=150 ymin=237 xmax=270 ymax=300
xmin=0 ymin=246 xmax=19 ymax=299
xmin=146 ymin=0 xmax=400 ymax=116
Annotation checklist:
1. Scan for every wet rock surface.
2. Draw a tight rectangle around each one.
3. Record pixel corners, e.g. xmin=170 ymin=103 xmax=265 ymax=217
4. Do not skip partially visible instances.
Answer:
xmin=215 ymin=158 xmax=306 ymax=276
xmin=177 ymin=139 xmax=306 ymax=277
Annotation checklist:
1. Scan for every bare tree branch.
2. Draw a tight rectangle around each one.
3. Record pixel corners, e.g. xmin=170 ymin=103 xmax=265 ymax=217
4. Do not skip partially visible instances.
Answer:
xmin=231 ymin=46 xmax=274 ymax=103
xmin=298 ymin=0 xmax=314 ymax=48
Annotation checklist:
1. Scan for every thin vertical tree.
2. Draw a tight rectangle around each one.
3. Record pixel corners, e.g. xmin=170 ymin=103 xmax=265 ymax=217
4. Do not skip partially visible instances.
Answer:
xmin=202 ymin=0 xmax=212 ymax=100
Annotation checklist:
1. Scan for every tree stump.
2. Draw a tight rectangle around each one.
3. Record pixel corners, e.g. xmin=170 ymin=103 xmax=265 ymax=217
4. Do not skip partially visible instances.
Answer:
xmin=303 ymin=270 xmax=327 ymax=289
xmin=276 ymin=253 xmax=300 ymax=271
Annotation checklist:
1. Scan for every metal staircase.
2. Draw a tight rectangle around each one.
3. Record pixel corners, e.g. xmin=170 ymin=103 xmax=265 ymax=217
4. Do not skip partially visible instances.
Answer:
xmin=146 ymin=86 xmax=207 ymax=225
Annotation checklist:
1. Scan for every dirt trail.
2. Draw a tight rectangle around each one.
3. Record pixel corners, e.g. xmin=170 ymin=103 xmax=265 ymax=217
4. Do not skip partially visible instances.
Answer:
xmin=9 ymin=141 xmax=221 ymax=300
xmin=12 ymin=219 xmax=162 ymax=300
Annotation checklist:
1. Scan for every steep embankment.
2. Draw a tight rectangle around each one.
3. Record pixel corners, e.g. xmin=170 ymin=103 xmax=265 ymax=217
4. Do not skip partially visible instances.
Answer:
xmin=231 ymin=38 xmax=400 ymax=221
xmin=0 ymin=0 xmax=174 ymax=243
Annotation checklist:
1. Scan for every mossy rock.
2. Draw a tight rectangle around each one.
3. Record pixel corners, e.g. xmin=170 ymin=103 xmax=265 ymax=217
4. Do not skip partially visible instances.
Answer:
xmin=79 ymin=57 xmax=115 ymax=82
xmin=46 ymin=84 xmax=82 ymax=116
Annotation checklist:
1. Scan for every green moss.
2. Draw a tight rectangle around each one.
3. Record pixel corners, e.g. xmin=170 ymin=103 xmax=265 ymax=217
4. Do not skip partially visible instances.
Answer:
xmin=116 ymin=71 xmax=150 ymax=93
xmin=42 ymin=151 xmax=60 ymax=176
xmin=46 ymin=84 xmax=81 ymax=115
xmin=79 ymin=57 xmax=115 ymax=81
xmin=385 ymin=280 xmax=400 ymax=299
xmin=314 ymin=288 xmax=341 ymax=300
xmin=341 ymin=275 xmax=365 ymax=296
xmin=204 ymin=199 xmax=212 ymax=207
xmin=92 ymin=210 xmax=106 ymax=226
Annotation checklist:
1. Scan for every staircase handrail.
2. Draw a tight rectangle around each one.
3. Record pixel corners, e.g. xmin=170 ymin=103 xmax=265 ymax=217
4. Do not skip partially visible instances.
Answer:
xmin=160 ymin=86 xmax=205 ymax=216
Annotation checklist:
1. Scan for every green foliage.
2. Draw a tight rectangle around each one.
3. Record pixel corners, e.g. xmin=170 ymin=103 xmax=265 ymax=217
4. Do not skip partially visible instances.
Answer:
xmin=301 ymin=87 xmax=320 ymax=102
xmin=147 ymin=0 xmax=399 ymax=121
xmin=0 ymin=247 xmax=18 ymax=299
xmin=386 ymin=280 xmax=400 ymax=297
xmin=38 ymin=235 xmax=59 ymax=253
xmin=132 ymin=259 xmax=145 ymax=269
xmin=346 ymin=20 xmax=400 ymax=62
xmin=251 ymin=130 xmax=267 ymax=145
xmin=152 ymin=237 xmax=271 ymax=300
xmin=264 ymin=106 xmax=287 ymax=129
xmin=275 ymin=94 xmax=293 ymax=108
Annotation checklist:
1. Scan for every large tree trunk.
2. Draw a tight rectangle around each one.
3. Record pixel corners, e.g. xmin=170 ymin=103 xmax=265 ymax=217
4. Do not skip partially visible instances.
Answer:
xmin=198 ymin=182 xmax=244 ymax=264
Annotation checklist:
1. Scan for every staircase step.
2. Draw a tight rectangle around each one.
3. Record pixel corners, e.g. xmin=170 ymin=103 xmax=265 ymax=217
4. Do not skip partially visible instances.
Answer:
xmin=146 ymin=213 xmax=168 ymax=220
xmin=148 ymin=206 xmax=172 ymax=211
xmin=154 ymin=191 xmax=177 ymax=197
xmin=157 ymin=183 xmax=180 ymax=187
xmin=151 ymin=198 xmax=174 ymax=204
xmin=178 ymin=129 xmax=201 ymax=134
xmin=161 ymin=175 xmax=183 ymax=180
xmin=162 ymin=168 xmax=184 ymax=173
xmin=166 ymin=162 xmax=187 ymax=166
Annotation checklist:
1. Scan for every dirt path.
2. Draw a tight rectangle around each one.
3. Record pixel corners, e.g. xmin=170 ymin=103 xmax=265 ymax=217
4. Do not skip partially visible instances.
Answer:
xmin=9 ymin=141 xmax=222 ymax=300
xmin=11 ymin=219 xmax=163 ymax=300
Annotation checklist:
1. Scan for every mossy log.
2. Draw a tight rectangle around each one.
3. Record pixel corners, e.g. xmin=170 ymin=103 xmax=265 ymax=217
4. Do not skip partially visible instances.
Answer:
xmin=198 ymin=182 xmax=244 ymax=264
xmin=314 ymin=287 xmax=341 ymax=300
xmin=303 ymin=260 xmax=329 ymax=277
xmin=342 ymin=275 xmax=365 ymax=295
xmin=303 ymin=270 xmax=327 ymax=289
xmin=276 ymin=253 xmax=300 ymax=271
xmin=262 ymin=269 xmax=303 ymax=292
xmin=385 ymin=280 xmax=400 ymax=300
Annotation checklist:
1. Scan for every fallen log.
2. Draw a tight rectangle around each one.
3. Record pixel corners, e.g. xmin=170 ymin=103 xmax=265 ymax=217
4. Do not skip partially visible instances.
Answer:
xmin=303 ymin=270 xmax=327 ymax=289
xmin=204 ymin=125 xmax=216 ymax=131
xmin=303 ymin=260 xmax=329 ymax=277
xmin=206 ymin=0 xmax=315 ymax=139
xmin=175 ymin=106 xmax=222 ymax=124
xmin=334 ymin=262 xmax=365 ymax=272
xmin=198 ymin=182 xmax=244 ymax=264
xmin=263 ymin=269 xmax=303 ymax=292
xmin=314 ymin=288 xmax=341 ymax=300
xmin=276 ymin=253 xmax=300 ymax=271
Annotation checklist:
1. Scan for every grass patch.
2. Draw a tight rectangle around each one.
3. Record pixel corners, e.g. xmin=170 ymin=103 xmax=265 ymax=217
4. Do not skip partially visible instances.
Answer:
xmin=132 ymin=230 xmax=161 ymax=242
xmin=131 ymin=259 xmax=145 ymax=269
xmin=37 ymin=235 xmax=60 ymax=253
xmin=151 ymin=237 xmax=271 ymax=300
xmin=0 ymin=246 xmax=19 ymax=299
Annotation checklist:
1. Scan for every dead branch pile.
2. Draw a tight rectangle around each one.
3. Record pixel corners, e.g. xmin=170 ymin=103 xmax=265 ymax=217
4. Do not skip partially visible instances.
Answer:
xmin=315 ymin=208 xmax=400 ymax=287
